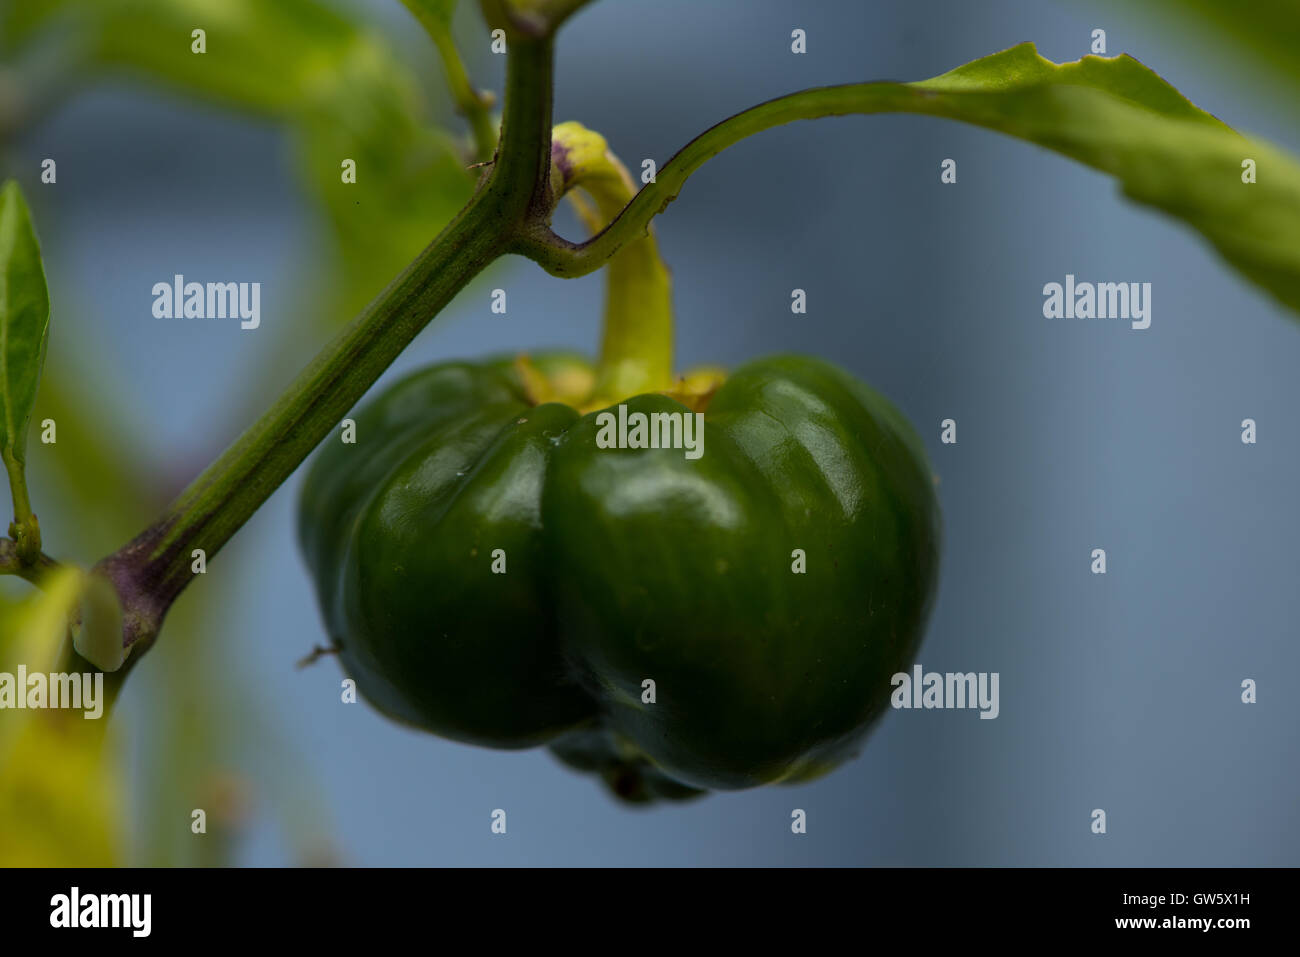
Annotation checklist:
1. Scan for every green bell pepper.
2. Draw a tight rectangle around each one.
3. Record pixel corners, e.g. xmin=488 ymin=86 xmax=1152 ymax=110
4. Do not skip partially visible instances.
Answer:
xmin=297 ymin=351 xmax=940 ymax=799
xmin=295 ymin=123 xmax=941 ymax=802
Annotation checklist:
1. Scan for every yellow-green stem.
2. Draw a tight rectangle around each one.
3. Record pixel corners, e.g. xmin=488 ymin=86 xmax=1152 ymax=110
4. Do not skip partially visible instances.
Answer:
xmin=3 ymin=453 xmax=39 ymax=563
xmin=549 ymin=122 xmax=673 ymax=403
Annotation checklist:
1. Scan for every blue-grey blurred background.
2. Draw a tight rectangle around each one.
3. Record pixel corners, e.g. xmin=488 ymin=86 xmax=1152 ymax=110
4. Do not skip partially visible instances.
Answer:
xmin=3 ymin=0 xmax=1298 ymax=864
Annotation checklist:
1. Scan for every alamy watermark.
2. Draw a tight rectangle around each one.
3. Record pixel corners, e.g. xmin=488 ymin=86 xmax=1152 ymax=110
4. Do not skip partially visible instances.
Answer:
xmin=1042 ymin=274 xmax=1151 ymax=330
xmin=595 ymin=403 xmax=704 ymax=459
xmin=152 ymin=274 xmax=261 ymax=330
xmin=0 ymin=667 xmax=105 ymax=719
xmin=50 ymin=887 xmax=151 ymax=937
xmin=891 ymin=664 xmax=999 ymax=719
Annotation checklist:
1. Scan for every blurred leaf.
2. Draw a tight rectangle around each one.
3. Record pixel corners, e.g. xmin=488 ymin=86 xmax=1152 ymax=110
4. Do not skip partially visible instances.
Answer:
xmin=2 ymin=0 xmax=480 ymax=329
xmin=0 ymin=567 xmax=97 ymax=673
xmin=0 ymin=709 xmax=121 ymax=865
xmin=31 ymin=362 xmax=157 ymax=555
xmin=296 ymin=106 xmax=475 ymax=320
xmin=0 ymin=568 xmax=121 ymax=866
xmin=0 ymin=0 xmax=467 ymax=868
xmin=0 ymin=179 xmax=50 ymax=473
xmin=0 ymin=0 xmax=75 ymax=54
xmin=286 ymin=2 xmax=476 ymax=320
xmin=21 ymin=0 xmax=363 ymax=116
xmin=1096 ymin=0 xmax=1300 ymax=98
xmin=0 ymin=567 xmax=82 ymax=664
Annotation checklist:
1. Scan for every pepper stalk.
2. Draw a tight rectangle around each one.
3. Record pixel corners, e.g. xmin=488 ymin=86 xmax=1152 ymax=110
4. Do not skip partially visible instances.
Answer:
xmin=547 ymin=122 xmax=674 ymax=406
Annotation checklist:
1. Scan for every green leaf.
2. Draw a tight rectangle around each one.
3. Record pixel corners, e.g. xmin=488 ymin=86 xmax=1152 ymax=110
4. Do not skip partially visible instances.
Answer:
xmin=4 ymin=0 xmax=400 ymax=119
xmin=0 ymin=180 xmax=50 ymax=471
xmin=0 ymin=567 xmax=121 ymax=867
xmin=2 ymin=0 xmax=478 ymax=330
xmin=98 ymin=0 xmax=359 ymax=117
xmin=553 ymin=43 xmax=1300 ymax=318
xmin=0 ymin=0 xmax=74 ymax=54
xmin=296 ymin=111 xmax=475 ymax=321
xmin=1098 ymin=0 xmax=1300 ymax=100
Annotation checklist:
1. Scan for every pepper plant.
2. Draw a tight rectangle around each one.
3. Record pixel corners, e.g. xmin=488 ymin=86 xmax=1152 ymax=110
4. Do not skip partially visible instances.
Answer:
xmin=3 ymin=0 xmax=1300 ymax=810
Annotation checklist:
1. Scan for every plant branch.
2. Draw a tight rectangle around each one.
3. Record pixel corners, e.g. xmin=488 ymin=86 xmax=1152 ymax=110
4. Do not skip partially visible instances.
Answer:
xmin=522 ymin=0 xmax=596 ymax=32
xmin=95 ymin=192 xmax=504 ymax=656
xmin=3 ymin=452 xmax=40 ymax=562
xmin=0 ymin=535 xmax=59 ymax=585
xmin=510 ymin=83 xmax=931 ymax=275
xmin=92 ymin=9 xmax=561 ymax=666
xmin=487 ymin=24 xmax=557 ymax=224
xmin=481 ymin=0 xmax=596 ymax=37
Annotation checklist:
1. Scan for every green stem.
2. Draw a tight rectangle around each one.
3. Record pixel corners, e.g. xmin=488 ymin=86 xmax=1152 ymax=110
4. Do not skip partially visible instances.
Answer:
xmin=96 ymin=32 xmax=558 ymax=659
xmin=400 ymin=1 xmax=499 ymax=163
xmin=4 ymin=452 xmax=31 ymax=520
xmin=524 ymin=0 xmax=596 ymax=31
xmin=512 ymin=82 xmax=943 ymax=277
xmin=95 ymin=198 xmax=502 ymax=650
xmin=488 ymin=32 xmax=557 ymax=223
xmin=482 ymin=0 xmax=597 ymax=36
xmin=431 ymin=29 xmax=499 ymax=164
xmin=549 ymin=122 xmax=674 ymax=402
xmin=0 ymin=535 xmax=58 ymax=585
xmin=3 ymin=452 xmax=40 ymax=564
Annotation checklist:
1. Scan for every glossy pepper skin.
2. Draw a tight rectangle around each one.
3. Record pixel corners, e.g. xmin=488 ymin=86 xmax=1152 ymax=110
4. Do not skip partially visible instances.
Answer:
xmin=298 ymin=352 xmax=941 ymax=798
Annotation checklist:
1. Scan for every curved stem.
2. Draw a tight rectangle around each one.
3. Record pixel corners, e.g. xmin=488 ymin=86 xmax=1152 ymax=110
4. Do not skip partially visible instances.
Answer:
xmin=550 ymin=122 xmax=673 ymax=402
xmin=512 ymin=83 xmax=925 ymax=276
xmin=509 ymin=41 xmax=1257 ymax=282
